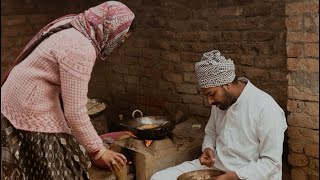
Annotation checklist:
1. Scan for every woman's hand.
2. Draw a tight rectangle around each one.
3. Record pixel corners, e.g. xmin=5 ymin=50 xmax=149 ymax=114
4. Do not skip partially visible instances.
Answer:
xmin=199 ymin=148 xmax=215 ymax=167
xmin=91 ymin=149 xmax=127 ymax=171
xmin=216 ymin=172 xmax=239 ymax=180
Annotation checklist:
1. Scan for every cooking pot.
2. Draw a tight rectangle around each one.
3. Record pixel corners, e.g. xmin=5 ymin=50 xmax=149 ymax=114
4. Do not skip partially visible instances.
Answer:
xmin=120 ymin=110 xmax=175 ymax=140
xmin=177 ymin=169 xmax=224 ymax=180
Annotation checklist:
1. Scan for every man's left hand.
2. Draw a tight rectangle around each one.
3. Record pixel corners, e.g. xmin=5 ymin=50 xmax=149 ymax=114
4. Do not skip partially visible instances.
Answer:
xmin=216 ymin=171 xmax=239 ymax=180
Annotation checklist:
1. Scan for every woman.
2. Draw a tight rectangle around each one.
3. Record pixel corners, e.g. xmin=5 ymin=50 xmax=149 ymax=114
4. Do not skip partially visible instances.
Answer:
xmin=1 ymin=1 xmax=135 ymax=179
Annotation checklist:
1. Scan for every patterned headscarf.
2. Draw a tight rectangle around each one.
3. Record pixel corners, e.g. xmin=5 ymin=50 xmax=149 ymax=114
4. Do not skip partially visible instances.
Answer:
xmin=71 ymin=1 xmax=135 ymax=61
xmin=195 ymin=50 xmax=236 ymax=88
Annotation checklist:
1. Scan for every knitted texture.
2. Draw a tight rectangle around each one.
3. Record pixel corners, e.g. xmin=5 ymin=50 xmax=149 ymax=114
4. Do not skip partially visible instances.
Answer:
xmin=1 ymin=28 xmax=103 ymax=153
xmin=71 ymin=1 xmax=135 ymax=61
xmin=195 ymin=50 xmax=236 ymax=88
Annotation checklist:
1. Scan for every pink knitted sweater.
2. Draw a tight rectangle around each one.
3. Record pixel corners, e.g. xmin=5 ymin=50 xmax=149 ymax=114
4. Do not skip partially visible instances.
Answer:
xmin=1 ymin=27 xmax=104 ymax=153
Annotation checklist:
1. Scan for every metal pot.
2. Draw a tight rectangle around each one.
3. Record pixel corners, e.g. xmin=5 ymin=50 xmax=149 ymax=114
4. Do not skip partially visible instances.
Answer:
xmin=177 ymin=169 xmax=224 ymax=180
xmin=120 ymin=110 xmax=175 ymax=140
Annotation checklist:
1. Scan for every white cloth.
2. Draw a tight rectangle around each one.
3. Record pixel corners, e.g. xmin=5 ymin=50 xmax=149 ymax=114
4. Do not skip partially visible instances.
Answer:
xmin=151 ymin=78 xmax=287 ymax=180
xmin=195 ymin=50 xmax=236 ymax=88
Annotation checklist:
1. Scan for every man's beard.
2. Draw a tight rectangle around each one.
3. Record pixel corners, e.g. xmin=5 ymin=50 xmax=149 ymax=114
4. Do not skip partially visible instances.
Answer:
xmin=217 ymin=88 xmax=235 ymax=110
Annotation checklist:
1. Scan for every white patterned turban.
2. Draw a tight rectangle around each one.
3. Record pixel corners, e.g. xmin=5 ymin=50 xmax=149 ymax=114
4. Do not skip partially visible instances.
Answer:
xmin=195 ymin=50 xmax=236 ymax=88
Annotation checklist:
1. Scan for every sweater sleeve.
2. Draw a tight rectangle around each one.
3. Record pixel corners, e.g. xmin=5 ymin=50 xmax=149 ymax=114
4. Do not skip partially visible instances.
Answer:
xmin=55 ymin=31 xmax=104 ymax=153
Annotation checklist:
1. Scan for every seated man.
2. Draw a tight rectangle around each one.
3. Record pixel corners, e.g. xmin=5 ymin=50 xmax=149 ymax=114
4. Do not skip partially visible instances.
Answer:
xmin=151 ymin=50 xmax=287 ymax=180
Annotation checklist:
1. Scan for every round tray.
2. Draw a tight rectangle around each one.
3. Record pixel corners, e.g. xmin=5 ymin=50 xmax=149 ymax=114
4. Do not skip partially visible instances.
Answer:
xmin=177 ymin=169 xmax=224 ymax=180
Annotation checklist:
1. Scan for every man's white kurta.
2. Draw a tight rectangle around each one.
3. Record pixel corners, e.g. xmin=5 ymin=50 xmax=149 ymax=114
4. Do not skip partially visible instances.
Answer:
xmin=202 ymin=78 xmax=287 ymax=179
xmin=151 ymin=78 xmax=287 ymax=180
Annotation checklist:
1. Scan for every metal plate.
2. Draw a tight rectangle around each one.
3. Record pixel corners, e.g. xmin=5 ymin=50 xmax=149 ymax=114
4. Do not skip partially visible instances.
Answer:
xmin=177 ymin=169 xmax=224 ymax=180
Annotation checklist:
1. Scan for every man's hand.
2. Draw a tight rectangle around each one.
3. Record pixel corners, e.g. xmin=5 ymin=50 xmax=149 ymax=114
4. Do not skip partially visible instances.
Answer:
xmin=199 ymin=148 xmax=215 ymax=167
xmin=216 ymin=172 xmax=239 ymax=180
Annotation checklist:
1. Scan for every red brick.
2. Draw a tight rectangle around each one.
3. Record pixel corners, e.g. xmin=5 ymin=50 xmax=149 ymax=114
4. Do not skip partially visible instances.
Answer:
xmin=181 ymin=62 xmax=194 ymax=72
xmin=287 ymin=58 xmax=300 ymax=71
xmin=269 ymin=71 xmax=288 ymax=82
xmin=255 ymin=56 xmax=286 ymax=68
xmin=189 ymin=104 xmax=210 ymax=117
xmin=183 ymin=72 xmax=197 ymax=83
xmin=176 ymin=32 xmax=199 ymax=42
xmin=287 ymin=126 xmax=319 ymax=143
xmin=182 ymin=94 xmax=203 ymax=105
xmin=164 ymin=102 xmax=189 ymax=114
xmin=304 ymin=102 xmax=319 ymax=116
xmin=221 ymin=31 xmax=242 ymax=42
xmin=193 ymin=9 xmax=210 ymax=19
xmin=125 ymin=48 xmax=142 ymax=57
xmin=122 ymin=57 xmax=139 ymax=65
xmin=161 ymin=92 xmax=183 ymax=103
xmin=243 ymin=67 xmax=269 ymax=80
xmin=26 ymin=14 xmax=53 ymax=25
xmin=175 ymin=9 xmax=192 ymax=20
xmin=304 ymin=17 xmax=312 ymax=30
xmin=133 ymin=39 xmax=147 ymax=48
xmin=145 ymin=106 xmax=162 ymax=115
xmin=2 ymin=15 xmax=26 ymax=26
xmin=288 ymin=153 xmax=309 ymax=166
xmin=176 ymin=84 xmax=197 ymax=94
xmin=286 ymin=16 xmax=303 ymax=31
xmin=181 ymin=52 xmax=202 ymax=62
xmin=15 ymin=36 xmax=32 ymax=46
xmin=288 ymin=59 xmax=319 ymax=73
xmin=245 ymin=31 xmax=275 ymax=42
xmin=161 ymin=52 xmax=180 ymax=63
xmin=159 ymin=31 xmax=176 ymax=40
xmin=3 ymin=25 xmax=36 ymax=37
xmin=305 ymin=43 xmax=319 ymax=58
xmin=199 ymin=32 xmax=221 ymax=42
xmin=123 ymin=75 xmax=139 ymax=84
xmin=308 ymin=158 xmax=319 ymax=171
xmin=287 ymin=100 xmax=299 ymax=113
xmin=288 ymin=86 xmax=319 ymax=101
xmin=243 ymin=43 xmax=273 ymax=55
xmin=291 ymin=168 xmax=308 ymax=180
xmin=144 ymin=68 xmax=162 ymax=79
xmin=239 ymin=55 xmax=254 ymax=66
xmin=128 ymin=65 xmax=142 ymax=76
xmin=305 ymin=144 xmax=319 ymax=158
xmin=168 ymin=20 xmax=190 ymax=32
xmin=217 ymin=7 xmax=243 ymax=17
xmin=141 ymin=48 xmax=160 ymax=59
xmin=287 ymin=44 xmax=303 ymax=58
xmin=287 ymin=32 xmax=319 ymax=43
xmin=244 ymin=4 xmax=272 ymax=17
xmin=288 ymin=139 xmax=305 ymax=153
xmin=287 ymin=113 xmax=319 ymax=129
xmin=304 ymin=59 xmax=319 ymax=73
xmin=1 ymin=38 xmax=15 ymax=48
xmin=285 ymin=2 xmax=319 ymax=15
xmin=158 ymin=80 xmax=175 ymax=91
xmin=163 ymin=71 xmax=183 ymax=84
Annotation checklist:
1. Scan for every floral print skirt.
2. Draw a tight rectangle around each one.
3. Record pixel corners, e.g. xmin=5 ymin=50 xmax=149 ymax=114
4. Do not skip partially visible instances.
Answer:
xmin=1 ymin=115 xmax=92 ymax=180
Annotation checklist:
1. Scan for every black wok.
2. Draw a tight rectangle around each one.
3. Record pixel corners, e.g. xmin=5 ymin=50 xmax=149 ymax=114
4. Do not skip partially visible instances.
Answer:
xmin=120 ymin=110 xmax=175 ymax=140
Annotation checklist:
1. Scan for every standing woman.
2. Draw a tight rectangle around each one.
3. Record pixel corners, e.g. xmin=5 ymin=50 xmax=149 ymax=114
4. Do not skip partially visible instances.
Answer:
xmin=1 ymin=1 xmax=135 ymax=179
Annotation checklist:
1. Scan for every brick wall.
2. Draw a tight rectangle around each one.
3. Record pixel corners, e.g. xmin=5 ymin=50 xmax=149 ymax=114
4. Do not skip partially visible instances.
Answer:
xmin=1 ymin=0 xmax=319 ymax=179
xmin=286 ymin=1 xmax=319 ymax=180
xmin=1 ymin=0 xmax=99 ymax=74
xmin=90 ymin=0 xmax=288 ymax=118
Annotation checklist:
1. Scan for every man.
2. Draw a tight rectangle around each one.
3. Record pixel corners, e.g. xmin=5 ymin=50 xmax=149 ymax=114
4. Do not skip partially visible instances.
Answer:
xmin=151 ymin=50 xmax=287 ymax=180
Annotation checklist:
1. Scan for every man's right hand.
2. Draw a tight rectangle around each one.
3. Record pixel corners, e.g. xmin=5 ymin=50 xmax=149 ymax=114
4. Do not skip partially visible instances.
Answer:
xmin=199 ymin=148 xmax=215 ymax=167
